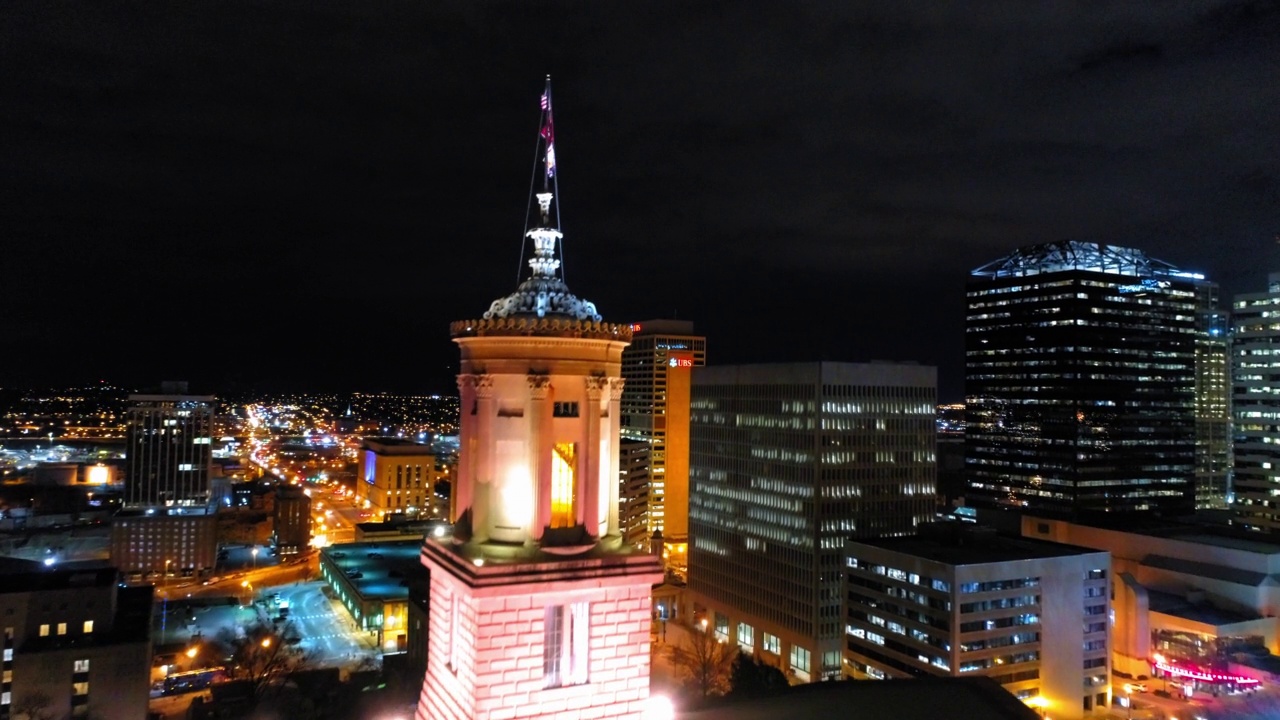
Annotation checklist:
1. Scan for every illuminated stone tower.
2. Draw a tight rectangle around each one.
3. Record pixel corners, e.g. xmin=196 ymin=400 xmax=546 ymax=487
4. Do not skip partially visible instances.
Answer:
xmin=417 ymin=81 xmax=663 ymax=720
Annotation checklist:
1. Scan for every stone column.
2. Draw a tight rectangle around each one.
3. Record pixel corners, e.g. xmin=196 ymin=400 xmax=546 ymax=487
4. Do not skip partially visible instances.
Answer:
xmin=528 ymin=373 xmax=553 ymax=540
xmin=454 ymin=375 xmax=476 ymax=525
xmin=473 ymin=374 xmax=494 ymax=543
xmin=583 ymin=376 xmax=608 ymax=537
xmin=606 ymin=377 xmax=625 ymax=537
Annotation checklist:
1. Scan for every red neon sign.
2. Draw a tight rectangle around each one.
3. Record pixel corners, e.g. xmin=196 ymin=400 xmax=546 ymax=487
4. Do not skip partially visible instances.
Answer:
xmin=1151 ymin=659 xmax=1261 ymax=686
xmin=668 ymin=354 xmax=693 ymax=369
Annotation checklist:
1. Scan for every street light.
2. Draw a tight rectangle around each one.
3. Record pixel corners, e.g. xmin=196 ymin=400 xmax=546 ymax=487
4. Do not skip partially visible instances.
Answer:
xmin=251 ymin=546 xmax=259 ymax=570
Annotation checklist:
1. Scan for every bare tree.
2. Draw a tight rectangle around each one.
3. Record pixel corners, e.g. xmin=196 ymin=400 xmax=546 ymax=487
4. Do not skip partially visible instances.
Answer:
xmin=11 ymin=691 xmax=54 ymax=720
xmin=672 ymin=626 xmax=737 ymax=698
xmin=210 ymin=619 xmax=315 ymax=698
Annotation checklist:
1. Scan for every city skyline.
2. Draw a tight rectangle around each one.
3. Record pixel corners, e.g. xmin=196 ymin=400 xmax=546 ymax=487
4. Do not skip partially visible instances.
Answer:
xmin=5 ymin=3 xmax=1280 ymax=399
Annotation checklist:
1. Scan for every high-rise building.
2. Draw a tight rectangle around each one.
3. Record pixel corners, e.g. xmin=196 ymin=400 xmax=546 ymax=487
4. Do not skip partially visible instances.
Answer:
xmin=416 ymin=81 xmax=663 ymax=720
xmin=1232 ymin=273 xmax=1280 ymax=530
xmin=125 ymin=387 xmax=215 ymax=508
xmin=844 ymin=523 xmax=1112 ymax=719
xmin=618 ymin=440 xmax=651 ymax=550
xmin=620 ymin=319 xmax=706 ymax=566
xmin=965 ymin=241 xmax=1203 ymax=517
xmin=687 ymin=361 xmax=937 ymax=682
xmin=1195 ymin=293 xmax=1231 ymax=510
xmin=0 ymin=558 xmax=153 ymax=720
xmin=356 ymin=438 xmax=441 ymax=520
xmin=114 ymin=386 xmax=219 ymax=582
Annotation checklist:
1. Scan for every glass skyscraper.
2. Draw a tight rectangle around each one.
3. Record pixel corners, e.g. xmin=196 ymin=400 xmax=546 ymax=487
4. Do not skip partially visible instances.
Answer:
xmin=965 ymin=241 xmax=1204 ymax=517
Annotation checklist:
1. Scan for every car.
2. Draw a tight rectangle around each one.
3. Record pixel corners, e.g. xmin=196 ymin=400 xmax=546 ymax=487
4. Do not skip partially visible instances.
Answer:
xmin=1126 ymin=683 xmax=1148 ymax=693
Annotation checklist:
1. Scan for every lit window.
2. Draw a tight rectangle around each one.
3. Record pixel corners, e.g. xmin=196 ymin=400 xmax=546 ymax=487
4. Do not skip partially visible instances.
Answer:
xmin=83 ymin=620 xmax=94 ymax=634
xmin=72 ymin=681 xmax=89 ymax=696
xmin=74 ymin=659 xmax=89 ymax=673
xmin=39 ymin=624 xmax=49 ymax=637
xmin=763 ymin=632 xmax=780 ymax=654
xmin=544 ymin=602 xmax=589 ymax=688
xmin=550 ymin=443 xmax=577 ymax=528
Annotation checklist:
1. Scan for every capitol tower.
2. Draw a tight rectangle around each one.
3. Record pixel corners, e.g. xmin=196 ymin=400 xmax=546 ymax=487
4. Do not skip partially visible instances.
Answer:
xmin=417 ymin=80 xmax=664 ymax=720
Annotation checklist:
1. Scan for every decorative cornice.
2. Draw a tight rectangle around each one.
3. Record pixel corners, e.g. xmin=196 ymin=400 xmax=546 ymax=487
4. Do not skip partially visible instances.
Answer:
xmin=451 ymin=318 xmax=633 ymax=342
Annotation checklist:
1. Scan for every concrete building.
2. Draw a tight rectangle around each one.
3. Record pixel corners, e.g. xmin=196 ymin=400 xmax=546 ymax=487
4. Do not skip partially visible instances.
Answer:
xmin=966 ymin=242 xmax=1203 ymax=517
xmin=0 ymin=558 xmax=152 ymax=720
xmin=356 ymin=438 xmax=442 ymax=521
xmin=620 ymin=319 xmax=706 ymax=563
xmin=416 ymin=90 xmax=662 ymax=720
xmin=844 ymin=524 xmax=1111 ymax=719
xmin=1024 ymin=516 xmax=1280 ymax=688
xmin=1233 ymin=273 xmax=1280 ymax=530
xmin=687 ymin=361 xmax=937 ymax=682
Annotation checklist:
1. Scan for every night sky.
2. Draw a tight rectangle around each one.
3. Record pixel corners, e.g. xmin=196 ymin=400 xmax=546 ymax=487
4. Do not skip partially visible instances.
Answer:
xmin=4 ymin=1 xmax=1280 ymax=400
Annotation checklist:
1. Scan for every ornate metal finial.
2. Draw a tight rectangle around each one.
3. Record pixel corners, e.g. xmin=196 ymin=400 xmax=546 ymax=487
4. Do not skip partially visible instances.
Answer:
xmin=537 ymin=192 xmax=553 ymax=226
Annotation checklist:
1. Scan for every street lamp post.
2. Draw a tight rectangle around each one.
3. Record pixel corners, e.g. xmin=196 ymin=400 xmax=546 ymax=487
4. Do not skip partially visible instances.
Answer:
xmin=252 ymin=546 xmax=259 ymax=570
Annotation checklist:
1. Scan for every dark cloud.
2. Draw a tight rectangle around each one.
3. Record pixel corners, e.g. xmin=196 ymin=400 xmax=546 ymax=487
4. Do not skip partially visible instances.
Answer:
xmin=2 ymin=1 xmax=1279 ymax=398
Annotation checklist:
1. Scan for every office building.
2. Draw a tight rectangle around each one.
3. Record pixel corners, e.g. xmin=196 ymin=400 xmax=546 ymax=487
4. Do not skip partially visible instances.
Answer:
xmin=0 ymin=558 xmax=152 ymax=720
xmin=124 ymin=387 xmax=215 ymax=508
xmin=1233 ymin=274 xmax=1280 ymax=531
xmin=965 ymin=241 xmax=1202 ymax=517
xmin=1196 ymin=298 xmax=1232 ymax=510
xmin=356 ymin=438 xmax=441 ymax=520
xmin=845 ymin=523 xmax=1112 ymax=719
xmin=1025 ymin=516 xmax=1279 ymax=686
xmin=620 ymin=319 xmax=706 ymax=561
xmin=619 ymin=440 xmax=651 ymax=550
xmin=688 ymin=361 xmax=937 ymax=682
xmin=417 ymin=85 xmax=662 ymax=720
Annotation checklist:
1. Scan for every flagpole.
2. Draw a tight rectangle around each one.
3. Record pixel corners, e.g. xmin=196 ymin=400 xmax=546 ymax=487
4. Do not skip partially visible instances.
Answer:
xmin=517 ymin=84 xmax=547 ymax=287
xmin=545 ymin=76 xmax=566 ymax=282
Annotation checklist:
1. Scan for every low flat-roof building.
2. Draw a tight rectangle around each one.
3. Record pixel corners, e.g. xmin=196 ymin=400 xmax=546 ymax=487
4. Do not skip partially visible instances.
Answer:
xmin=319 ymin=540 xmax=423 ymax=653
xmin=845 ymin=523 xmax=1112 ymax=719
xmin=1025 ymin=516 xmax=1280 ymax=689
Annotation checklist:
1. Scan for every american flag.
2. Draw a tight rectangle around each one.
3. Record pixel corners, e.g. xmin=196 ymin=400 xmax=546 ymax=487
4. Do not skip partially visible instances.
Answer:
xmin=541 ymin=92 xmax=550 ymax=110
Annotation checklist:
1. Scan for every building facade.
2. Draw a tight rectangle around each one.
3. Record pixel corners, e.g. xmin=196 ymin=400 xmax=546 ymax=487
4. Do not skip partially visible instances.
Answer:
xmin=620 ymin=319 xmax=706 ymax=559
xmin=844 ymin=525 xmax=1111 ymax=719
xmin=357 ymin=438 xmax=441 ymax=521
xmin=1195 ymin=297 xmax=1232 ymax=511
xmin=416 ymin=85 xmax=662 ymax=720
xmin=274 ymin=484 xmax=311 ymax=555
xmin=110 ymin=510 xmax=218 ymax=582
xmin=1024 ymin=516 xmax=1280 ymax=685
xmin=687 ymin=361 xmax=937 ymax=681
xmin=965 ymin=241 xmax=1202 ymax=517
xmin=618 ymin=440 xmax=651 ymax=550
xmin=124 ymin=390 xmax=215 ymax=508
xmin=1233 ymin=273 xmax=1280 ymax=531
xmin=0 ymin=559 xmax=152 ymax=720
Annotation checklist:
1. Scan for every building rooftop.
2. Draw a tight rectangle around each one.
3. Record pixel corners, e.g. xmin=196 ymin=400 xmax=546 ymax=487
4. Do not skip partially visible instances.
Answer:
xmin=853 ymin=524 xmax=1103 ymax=566
xmin=1147 ymin=589 xmax=1264 ymax=627
xmin=361 ymin=437 xmax=434 ymax=453
xmin=1073 ymin=513 xmax=1280 ymax=556
xmin=322 ymin=540 xmax=423 ymax=602
xmin=680 ymin=676 xmax=1038 ymax=720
